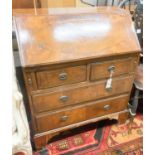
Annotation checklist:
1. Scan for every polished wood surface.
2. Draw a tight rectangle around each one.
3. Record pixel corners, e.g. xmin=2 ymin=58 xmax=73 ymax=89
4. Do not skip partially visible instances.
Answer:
xmin=36 ymin=65 xmax=87 ymax=89
xmin=12 ymin=0 xmax=41 ymax=9
xmin=36 ymin=95 xmax=129 ymax=132
xmin=14 ymin=8 xmax=140 ymax=150
xmin=33 ymin=110 xmax=129 ymax=149
xmin=13 ymin=7 xmax=140 ymax=67
xmin=32 ymin=75 xmax=133 ymax=113
xmin=12 ymin=0 xmax=34 ymax=9
xmin=90 ymin=56 xmax=137 ymax=81
xmin=40 ymin=0 xmax=76 ymax=8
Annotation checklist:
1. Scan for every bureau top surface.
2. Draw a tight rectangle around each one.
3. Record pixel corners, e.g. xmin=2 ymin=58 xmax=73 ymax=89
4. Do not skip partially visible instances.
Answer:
xmin=13 ymin=7 xmax=140 ymax=67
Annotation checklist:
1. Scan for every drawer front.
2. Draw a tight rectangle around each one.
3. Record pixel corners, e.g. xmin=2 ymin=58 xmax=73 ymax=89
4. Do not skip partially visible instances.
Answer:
xmin=90 ymin=57 xmax=136 ymax=81
xmin=32 ymin=75 xmax=133 ymax=113
xmin=36 ymin=65 xmax=87 ymax=89
xmin=35 ymin=95 xmax=129 ymax=132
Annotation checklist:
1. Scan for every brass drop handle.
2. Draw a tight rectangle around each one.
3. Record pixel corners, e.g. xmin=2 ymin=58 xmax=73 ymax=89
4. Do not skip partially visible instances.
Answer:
xmin=60 ymin=95 xmax=69 ymax=102
xmin=103 ymin=105 xmax=111 ymax=111
xmin=105 ymin=65 xmax=115 ymax=91
xmin=59 ymin=72 xmax=67 ymax=80
xmin=60 ymin=115 xmax=69 ymax=122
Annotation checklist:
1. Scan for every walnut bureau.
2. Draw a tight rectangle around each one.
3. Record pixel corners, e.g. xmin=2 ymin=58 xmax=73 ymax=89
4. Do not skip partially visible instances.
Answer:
xmin=13 ymin=7 xmax=141 ymax=150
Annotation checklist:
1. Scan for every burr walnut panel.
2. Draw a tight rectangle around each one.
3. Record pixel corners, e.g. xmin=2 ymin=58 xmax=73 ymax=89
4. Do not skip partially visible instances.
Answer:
xmin=35 ymin=94 xmax=129 ymax=132
xmin=90 ymin=57 xmax=137 ymax=81
xmin=13 ymin=7 xmax=140 ymax=67
xmin=36 ymin=65 xmax=87 ymax=89
xmin=32 ymin=75 xmax=133 ymax=113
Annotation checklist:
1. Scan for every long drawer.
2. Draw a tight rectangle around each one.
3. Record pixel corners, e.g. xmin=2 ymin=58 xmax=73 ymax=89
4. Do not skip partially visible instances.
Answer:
xmin=35 ymin=94 xmax=129 ymax=132
xmin=32 ymin=75 xmax=133 ymax=113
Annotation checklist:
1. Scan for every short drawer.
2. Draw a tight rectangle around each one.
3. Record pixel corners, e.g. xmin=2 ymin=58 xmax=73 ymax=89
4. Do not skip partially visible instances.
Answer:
xmin=35 ymin=95 xmax=129 ymax=132
xmin=90 ymin=57 xmax=136 ymax=81
xmin=36 ymin=65 xmax=87 ymax=89
xmin=32 ymin=75 xmax=133 ymax=113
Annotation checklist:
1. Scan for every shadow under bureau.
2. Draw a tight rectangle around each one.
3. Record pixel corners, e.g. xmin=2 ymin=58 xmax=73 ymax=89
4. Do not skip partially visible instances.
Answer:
xmin=13 ymin=7 xmax=141 ymax=150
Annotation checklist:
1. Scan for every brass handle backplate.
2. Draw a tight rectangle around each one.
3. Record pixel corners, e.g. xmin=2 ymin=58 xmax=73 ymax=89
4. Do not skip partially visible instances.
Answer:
xmin=108 ymin=65 xmax=115 ymax=72
xmin=60 ymin=116 xmax=69 ymax=122
xmin=60 ymin=96 xmax=69 ymax=102
xmin=59 ymin=72 xmax=67 ymax=80
xmin=103 ymin=105 xmax=111 ymax=111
